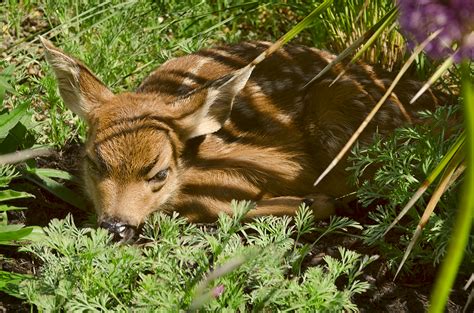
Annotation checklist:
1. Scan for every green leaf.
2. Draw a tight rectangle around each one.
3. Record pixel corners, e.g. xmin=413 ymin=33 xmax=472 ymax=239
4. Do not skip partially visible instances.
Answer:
xmin=28 ymin=167 xmax=78 ymax=182
xmin=0 ymin=224 xmax=25 ymax=232
xmin=25 ymin=172 xmax=87 ymax=211
xmin=0 ymin=190 xmax=35 ymax=202
xmin=0 ymin=204 xmax=27 ymax=212
xmin=0 ymin=101 xmax=29 ymax=140
xmin=0 ymin=226 xmax=33 ymax=242
xmin=0 ymin=122 xmax=29 ymax=154
xmin=0 ymin=226 xmax=44 ymax=245
xmin=0 ymin=269 xmax=31 ymax=299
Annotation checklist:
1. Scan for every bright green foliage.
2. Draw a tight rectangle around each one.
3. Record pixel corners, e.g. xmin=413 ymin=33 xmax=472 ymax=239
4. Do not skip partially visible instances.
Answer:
xmin=349 ymin=105 xmax=472 ymax=270
xmin=0 ymin=68 xmax=39 ymax=245
xmin=320 ymin=0 xmax=404 ymax=70
xmin=21 ymin=201 xmax=373 ymax=311
xmin=0 ymin=68 xmax=39 ymax=296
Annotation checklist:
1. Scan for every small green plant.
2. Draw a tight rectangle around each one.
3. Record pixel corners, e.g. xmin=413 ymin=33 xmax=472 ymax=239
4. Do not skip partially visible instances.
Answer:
xmin=348 ymin=105 xmax=472 ymax=271
xmin=20 ymin=201 xmax=374 ymax=311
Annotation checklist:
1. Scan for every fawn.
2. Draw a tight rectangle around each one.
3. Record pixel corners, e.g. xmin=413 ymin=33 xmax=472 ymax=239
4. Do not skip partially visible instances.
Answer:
xmin=41 ymin=38 xmax=442 ymax=242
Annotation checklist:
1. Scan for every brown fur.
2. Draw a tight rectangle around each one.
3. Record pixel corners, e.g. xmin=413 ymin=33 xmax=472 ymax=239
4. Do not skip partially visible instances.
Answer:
xmin=41 ymin=39 xmax=441 ymax=227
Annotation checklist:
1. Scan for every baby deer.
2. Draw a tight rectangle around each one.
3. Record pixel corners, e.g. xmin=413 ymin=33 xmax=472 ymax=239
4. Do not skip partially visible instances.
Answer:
xmin=41 ymin=38 xmax=442 ymax=242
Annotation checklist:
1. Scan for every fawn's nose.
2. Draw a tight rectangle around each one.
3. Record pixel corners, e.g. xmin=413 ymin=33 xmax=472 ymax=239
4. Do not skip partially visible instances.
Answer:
xmin=99 ymin=218 xmax=137 ymax=243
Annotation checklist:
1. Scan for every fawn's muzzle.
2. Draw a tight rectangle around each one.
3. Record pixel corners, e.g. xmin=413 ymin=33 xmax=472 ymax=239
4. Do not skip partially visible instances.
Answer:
xmin=99 ymin=218 xmax=137 ymax=243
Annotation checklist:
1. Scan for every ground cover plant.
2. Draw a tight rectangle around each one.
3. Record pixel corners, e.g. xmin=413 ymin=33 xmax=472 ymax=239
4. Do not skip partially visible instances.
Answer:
xmin=0 ymin=0 xmax=472 ymax=311
xmin=20 ymin=202 xmax=375 ymax=311
xmin=349 ymin=105 xmax=471 ymax=271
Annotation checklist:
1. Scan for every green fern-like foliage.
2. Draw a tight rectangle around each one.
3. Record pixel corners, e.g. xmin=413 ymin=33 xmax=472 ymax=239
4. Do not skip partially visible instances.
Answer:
xmin=20 ymin=201 xmax=373 ymax=311
xmin=349 ymin=105 xmax=473 ymax=270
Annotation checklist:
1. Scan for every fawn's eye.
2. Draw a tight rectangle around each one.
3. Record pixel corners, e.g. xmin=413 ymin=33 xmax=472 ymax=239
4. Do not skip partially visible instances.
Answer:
xmin=150 ymin=168 xmax=169 ymax=182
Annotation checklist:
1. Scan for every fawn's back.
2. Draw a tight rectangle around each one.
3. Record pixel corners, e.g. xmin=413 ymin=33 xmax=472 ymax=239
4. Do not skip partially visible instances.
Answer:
xmin=42 ymin=39 xmax=442 ymax=241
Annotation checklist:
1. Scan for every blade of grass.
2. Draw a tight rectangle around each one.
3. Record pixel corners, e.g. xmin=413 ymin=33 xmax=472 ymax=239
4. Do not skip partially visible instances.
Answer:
xmin=0 ymin=65 xmax=15 ymax=101
xmin=249 ymin=0 xmax=334 ymax=66
xmin=0 ymin=190 xmax=34 ymax=202
xmin=342 ymin=12 xmax=413 ymax=124
xmin=383 ymin=132 xmax=465 ymax=236
xmin=314 ymin=29 xmax=443 ymax=187
xmin=8 ymin=0 xmax=140 ymax=55
xmin=75 ymin=4 xmax=138 ymax=39
xmin=350 ymin=7 xmax=398 ymax=63
xmin=394 ymin=150 xmax=464 ymax=279
xmin=429 ymin=61 xmax=474 ymax=313
xmin=410 ymin=55 xmax=455 ymax=104
xmin=302 ymin=6 xmax=398 ymax=89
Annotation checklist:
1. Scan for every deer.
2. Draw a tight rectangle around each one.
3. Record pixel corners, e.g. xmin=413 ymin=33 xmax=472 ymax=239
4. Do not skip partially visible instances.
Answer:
xmin=40 ymin=38 xmax=442 ymax=242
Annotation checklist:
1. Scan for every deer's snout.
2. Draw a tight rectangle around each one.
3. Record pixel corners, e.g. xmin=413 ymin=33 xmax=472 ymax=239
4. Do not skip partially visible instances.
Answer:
xmin=99 ymin=218 xmax=137 ymax=243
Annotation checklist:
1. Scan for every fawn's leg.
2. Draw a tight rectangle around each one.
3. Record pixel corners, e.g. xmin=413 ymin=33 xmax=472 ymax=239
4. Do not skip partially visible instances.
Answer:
xmin=246 ymin=194 xmax=338 ymax=220
xmin=173 ymin=194 xmax=340 ymax=222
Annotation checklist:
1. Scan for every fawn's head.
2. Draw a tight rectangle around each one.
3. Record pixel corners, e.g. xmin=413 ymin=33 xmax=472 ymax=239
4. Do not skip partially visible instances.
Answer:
xmin=41 ymin=38 xmax=254 ymax=241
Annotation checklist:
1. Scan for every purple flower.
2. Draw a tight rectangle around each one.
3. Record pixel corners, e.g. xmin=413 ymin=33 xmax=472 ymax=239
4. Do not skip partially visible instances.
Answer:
xmin=212 ymin=285 xmax=225 ymax=298
xmin=398 ymin=0 xmax=474 ymax=61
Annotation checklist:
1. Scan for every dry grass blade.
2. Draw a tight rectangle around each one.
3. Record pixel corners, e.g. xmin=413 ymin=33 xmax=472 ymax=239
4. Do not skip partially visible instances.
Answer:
xmin=383 ymin=132 xmax=465 ymax=236
xmin=410 ymin=55 xmax=455 ymax=104
xmin=302 ymin=6 xmax=397 ymax=89
xmin=314 ymin=29 xmax=442 ymax=187
xmin=0 ymin=147 xmax=53 ymax=165
xmin=394 ymin=156 xmax=465 ymax=280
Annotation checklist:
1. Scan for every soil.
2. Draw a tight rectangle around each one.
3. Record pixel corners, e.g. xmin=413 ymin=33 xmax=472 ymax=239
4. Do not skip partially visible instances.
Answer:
xmin=1 ymin=6 xmax=472 ymax=313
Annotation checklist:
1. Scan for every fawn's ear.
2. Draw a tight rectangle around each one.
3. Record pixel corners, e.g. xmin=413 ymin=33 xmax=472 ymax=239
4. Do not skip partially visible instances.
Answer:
xmin=40 ymin=37 xmax=113 ymax=120
xmin=173 ymin=65 xmax=254 ymax=140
